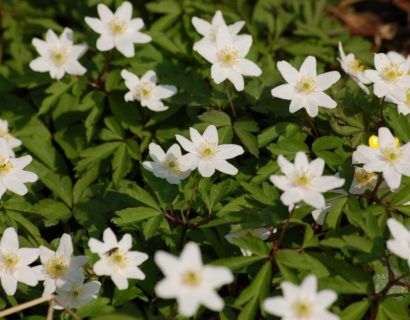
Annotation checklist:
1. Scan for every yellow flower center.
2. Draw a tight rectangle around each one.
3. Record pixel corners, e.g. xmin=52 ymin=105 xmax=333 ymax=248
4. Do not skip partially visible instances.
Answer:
xmin=406 ymin=89 xmax=410 ymax=105
xmin=50 ymin=48 xmax=69 ymax=66
xmin=348 ymin=59 xmax=365 ymax=75
xmin=1 ymin=253 xmax=19 ymax=272
xmin=368 ymin=135 xmax=400 ymax=149
xmin=163 ymin=155 xmax=182 ymax=174
xmin=106 ymin=248 xmax=129 ymax=270
xmin=136 ymin=81 xmax=154 ymax=100
xmin=381 ymin=64 xmax=403 ymax=83
xmin=108 ymin=17 xmax=128 ymax=35
xmin=0 ymin=128 xmax=9 ymax=137
xmin=182 ymin=269 xmax=203 ymax=287
xmin=218 ymin=47 xmax=240 ymax=67
xmin=355 ymin=168 xmax=376 ymax=186
xmin=0 ymin=157 xmax=13 ymax=174
xmin=293 ymin=172 xmax=311 ymax=187
xmin=44 ymin=256 xmax=69 ymax=279
xmin=297 ymin=76 xmax=317 ymax=94
xmin=199 ymin=141 xmax=219 ymax=159
xmin=382 ymin=145 xmax=403 ymax=163
xmin=293 ymin=300 xmax=312 ymax=317
xmin=69 ymin=284 xmax=84 ymax=298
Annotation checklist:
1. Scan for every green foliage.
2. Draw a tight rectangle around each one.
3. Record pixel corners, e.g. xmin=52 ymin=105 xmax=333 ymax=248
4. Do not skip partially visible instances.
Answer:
xmin=0 ymin=0 xmax=408 ymax=319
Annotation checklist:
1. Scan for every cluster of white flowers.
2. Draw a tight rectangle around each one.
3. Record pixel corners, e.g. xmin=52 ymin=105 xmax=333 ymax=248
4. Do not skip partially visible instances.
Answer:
xmin=144 ymin=124 xmax=244 ymax=180
xmin=0 ymin=119 xmax=37 ymax=200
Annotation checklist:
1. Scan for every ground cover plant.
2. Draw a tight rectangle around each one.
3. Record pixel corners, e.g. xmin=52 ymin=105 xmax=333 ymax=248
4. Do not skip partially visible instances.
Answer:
xmin=0 ymin=0 xmax=409 ymax=319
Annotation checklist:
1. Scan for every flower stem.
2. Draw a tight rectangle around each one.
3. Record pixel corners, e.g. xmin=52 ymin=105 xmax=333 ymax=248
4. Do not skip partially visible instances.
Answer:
xmin=305 ymin=111 xmax=319 ymax=137
xmin=185 ymin=174 xmax=201 ymax=222
xmin=275 ymin=205 xmax=296 ymax=252
xmin=379 ymin=96 xmax=385 ymax=126
xmin=225 ymin=81 xmax=237 ymax=118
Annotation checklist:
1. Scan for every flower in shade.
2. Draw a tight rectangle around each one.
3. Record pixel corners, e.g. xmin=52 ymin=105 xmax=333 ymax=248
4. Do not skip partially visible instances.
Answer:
xmin=85 ymin=1 xmax=151 ymax=57
xmin=154 ymin=242 xmax=234 ymax=317
xmin=349 ymin=167 xmax=379 ymax=194
xmin=0 ymin=138 xmax=38 ymax=199
xmin=192 ymin=10 xmax=244 ymax=49
xmin=54 ymin=273 xmax=100 ymax=310
xmin=33 ymin=234 xmax=89 ymax=296
xmin=337 ymin=41 xmax=371 ymax=94
xmin=121 ymin=69 xmax=177 ymax=112
xmin=364 ymin=52 xmax=410 ymax=98
xmin=352 ymin=127 xmax=410 ymax=190
xmin=0 ymin=227 xmax=39 ymax=296
xmin=88 ymin=228 xmax=148 ymax=290
xmin=387 ymin=87 xmax=410 ymax=116
xmin=225 ymin=226 xmax=272 ymax=256
xmin=271 ymin=56 xmax=341 ymax=117
xmin=30 ymin=28 xmax=87 ymax=80
xmin=143 ymin=143 xmax=190 ymax=184
xmin=386 ymin=218 xmax=410 ymax=268
xmin=0 ymin=119 xmax=22 ymax=157
xmin=194 ymin=25 xmax=261 ymax=91
xmin=270 ymin=152 xmax=345 ymax=209
xmin=263 ymin=274 xmax=339 ymax=320
xmin=311 ymin=189 xmax=346 ymax=225
xmin=176 ymin=125 xmax=244 ymax=177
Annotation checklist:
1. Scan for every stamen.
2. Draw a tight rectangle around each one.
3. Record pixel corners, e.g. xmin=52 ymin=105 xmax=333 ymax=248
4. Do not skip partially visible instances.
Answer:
xmin=108 ymin=17 xmax=128 ymax=35
xmin=381 ymin=64 xmax=403 ymax=83
xmin=182 ymin=269 xmax=202 ymax=287
xmin=44 ymin=256 xmax=69 ymax=279
xmin=0 ymin=253 xmax=19 ymax=272
xmin=348 ymin=59 xmax=365 ymax=75
xmin=297 ymin=76 xmax=317 ymax=94
xmin=217 ymin=47 xmax=240 ymax=67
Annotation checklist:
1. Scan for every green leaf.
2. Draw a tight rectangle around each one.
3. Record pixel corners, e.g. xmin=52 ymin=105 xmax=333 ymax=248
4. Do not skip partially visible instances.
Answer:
xmin=312 ymin=136 xmax=344 ymax=152
xmin=391 ymin=183 xmax=410 ymax=206
xmin=198 ymin=110 xmax=231 ymax=127
xmin=210 ymin=256 xmax=266 ymax=272
xmin=113 ymin=207 xmax=162 ymax=226
xmin=341 ymin=299 xmax=371 ymax=320
xmin=234 ymin=125 xmax=259 ymax=157
xmin=112 ymin=143 xmax=129 ymax=186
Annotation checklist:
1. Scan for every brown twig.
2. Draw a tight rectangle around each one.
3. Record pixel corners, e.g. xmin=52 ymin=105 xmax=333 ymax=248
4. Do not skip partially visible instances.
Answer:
xmin=274 ymin=205 xmax=296 ymax=252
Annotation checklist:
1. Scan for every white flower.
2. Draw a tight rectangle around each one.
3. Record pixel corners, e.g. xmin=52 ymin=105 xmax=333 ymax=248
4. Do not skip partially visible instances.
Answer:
xmin=270 ymin=152 xmax=345 ymax=209
xmin=225 ymin=226 xmax=271 ymax=256
xmin=352 ymin=127 xmax=410 ymax=190
xmin=154 ymin=242 xmax=233 ymax=317
xmin=386 ymin=218 xmax=410 ymax=268
xmin=192 ymin=10 xmax=244 ymax=49
xmin=30 ymin=28 xmax=87 ymax=80
xmin=263 ymin=274 xmax=339 ymax=320
xmin=337 ymin=41 xmax=371 ymax=94
xmin=349 ymin=167 xmax=380 ymax=194
xmin=194 ymin=25 xmax=261 ymax=91
xmin=121 ymin=70 xmax=177 ymax=112
xmin=176 ymin=125 xmax=244 ymax=177
xmin=32 ymin=234 xmax=89 ymax=296
xmin=0 ymin=119 xmax=22 ymax=157
xmin=364 ymin=52 xmax=410 ymax=98
xmin=0 ymin=138 xmax=38 ymax=199
xmin=88 ymin=228 xmax=148 ymax=290
xmin=143 ymin=143 xmax=190 ymax=184
xmin=54 ymin=273 xmax=100 ymax=310
xmin=271 ymin=56 xmax=341 ymax=117
xmin=0 ymin=227 xmax=39 ymax=296
xmin=85 ymin=1 xmax=151 ymax=58
xmin=387 ymin=87 xmax=410 ymax=116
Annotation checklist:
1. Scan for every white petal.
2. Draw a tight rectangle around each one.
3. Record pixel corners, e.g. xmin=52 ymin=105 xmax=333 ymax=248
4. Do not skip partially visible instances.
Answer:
xmin=32 ymin=38 xmax=48 ymax=56
xmin=280 ymin=188 xmax=303 ymax=206
xmin=218 ymin=144 xmax=244 ymax=159
xmin=154 ymin=85 xmax=177 ymax=99
xmin=299 ymin=56 xmax=316 ymax=76
xmin=216 ymin=25 xmax=232 ymax=49
xmin=97 ymin=3 xmax=114 ymax=23
xmin=383 ymin=166 xmax=402 ymax=190
xmin=309 ymin=158 xmax=325 ymax=176
xmin=176 ymin=135 xmax=197 ymax=153
xmin=203 ymin=265 xmax=233 ymax=288
xmin=200 ymin=290 xmax=224 ymax=311
xmin=180 ymin=242 xmax=202 ymax=267
xmin=270 ymin=175 xmax=292 ymax=191
xmin=271 ymin=84 xmax=296 ymax=100
xmin=154 ymin=251 xmax=181 ymax=277
xmin=233 ymin=34 xmax=252 ymax=57
xmin=195 ymin=43 xmax=217 ymax=64
xmin=277 ymin=60 xmax=299 ymax=85
xmin=111 ymin=273 xmax=129 ymax=290
xmin=202 ymin=125 xmax=218 ymax=144
xmin=64 ymin=60 xmax=87 ymax=76
xmin=192 ymin=17 xmax=210 ymax=36
xmin=141 ymin=70 xmax=157 ymax=83
xmin=177 ymin=295 xmax=200 ymax=317
xmin=115 ymin=1 xmax=133 ymax=21
xmin=149 ymin=143 xmax=166 ymax=162
xmin=237 ymin=59 xmax=261 ymax=77
xmin=198 ymin=161 xmax=216 ymax=177
xmin=0 ymin=227 xmax=18 ymax=252
xmin=155 ymin=278 xmax=177 ymax=298
xmin=313 ymin=92 xmax=337 ymax=109
xmin=45 ymin=29 xmax=58 ymax=43
xmin=300 ymin=274 xmax=317 ymax=296
xmin=30 ymin=57 xmax=50 ymax=72
xmin=316 ymin=71 xmax=341 ymax=91
xmin=84 ymin=17 xmax=105 ymax=34
xmin=118 ymin=234 xmax=132 ymax=251
xmin=302 ymin=190 xmax=326 ymax=209
xmin=263 ymin=297 xmax=288 ymax=316
xmin=1 ymin=272 xmax=17 ymax=296
xmin=115 ymin=36 xmax=135 ymax=57
xmin=289 ymin=94 xmax=305 ymax=113
xmin=97 ymin=35 xmax=115 ymax=52
xmin=212 ymin=159 xmax=238 ymax=175
xmin=377 ymin=127 xmax=396 ymax=149
xmin=211 ymin=64 xmax=228 ymax=84
xmin=18 ymin=248 xmax=39 ymax=265
xmin=316 ymin=289 xmax=338 ymax=308
xmin=103 ymin=228 xmax=118 ymax=247
xmin=313 ymin=176 xmax=345 ymax=192
xmin=227 ymin=71 xmax=244 ymax=91
xmin=16 ymin=266 xmax=38 ymax=286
